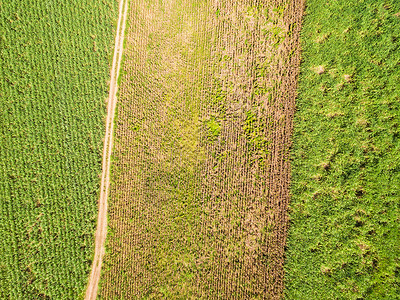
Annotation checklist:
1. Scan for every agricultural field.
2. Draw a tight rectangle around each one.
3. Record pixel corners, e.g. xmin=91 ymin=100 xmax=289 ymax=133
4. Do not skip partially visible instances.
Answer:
xmin=0 ymin=0 xmax=117 ymax=298
xmin=2 ymin=0 xmax=400 ymax=299
xmin=100 ymin=0 xmax=304 ymax=298
xmin=285 ymin=0 xmax=400 ymax=299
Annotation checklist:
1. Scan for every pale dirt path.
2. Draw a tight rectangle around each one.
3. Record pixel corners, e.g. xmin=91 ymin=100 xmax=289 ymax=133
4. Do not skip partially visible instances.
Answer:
xmin=84 ymin=0 xmax=128 ymax=299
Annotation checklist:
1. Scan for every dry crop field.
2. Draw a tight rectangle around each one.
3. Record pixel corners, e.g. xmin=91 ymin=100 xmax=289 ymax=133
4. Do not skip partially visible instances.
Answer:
xmin=100 ymin=0 xmax=304 ymax=298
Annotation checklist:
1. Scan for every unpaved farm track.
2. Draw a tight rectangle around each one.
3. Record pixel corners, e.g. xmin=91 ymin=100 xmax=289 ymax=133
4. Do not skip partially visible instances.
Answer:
xmin=84 ymin=0 xmax=128 ymax=299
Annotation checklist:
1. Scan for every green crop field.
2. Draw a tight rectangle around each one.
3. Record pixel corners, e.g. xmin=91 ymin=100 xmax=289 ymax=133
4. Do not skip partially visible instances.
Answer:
xmin=285 ymin=0 xmax=400 ymax=299
xmin=0 ymin=0 xmax=117 ymax=298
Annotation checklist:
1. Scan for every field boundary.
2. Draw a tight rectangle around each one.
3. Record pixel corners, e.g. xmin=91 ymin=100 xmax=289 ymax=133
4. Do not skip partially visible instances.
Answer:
xmin=84 ymin=0 xmax=128 ymax=298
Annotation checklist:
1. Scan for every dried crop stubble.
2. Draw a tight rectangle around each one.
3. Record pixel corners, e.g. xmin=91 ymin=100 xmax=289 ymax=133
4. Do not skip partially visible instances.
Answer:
xmin=101 ymin=0 xmax=304 ymax=298
xmin=197 ymin=1 xmax=305 ymax=298
xmin=100 ymin=0 xmax=209 ymax=298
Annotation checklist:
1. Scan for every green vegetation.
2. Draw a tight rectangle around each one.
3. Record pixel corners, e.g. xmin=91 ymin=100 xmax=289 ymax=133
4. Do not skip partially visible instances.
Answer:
xmin=285 ymin=0 xmax=400 ymax=299
xmin=0 ymin=0 xmax=117 ymax=298
xmin=205 ymin=116 xmax=221 ymax=140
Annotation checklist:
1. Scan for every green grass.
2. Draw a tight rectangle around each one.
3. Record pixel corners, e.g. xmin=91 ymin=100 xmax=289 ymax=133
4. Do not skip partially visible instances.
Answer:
xmin=0 ymin=0 xmax=117 ymax=298
xmin=285 ymin=0 xmax=400 ymax=299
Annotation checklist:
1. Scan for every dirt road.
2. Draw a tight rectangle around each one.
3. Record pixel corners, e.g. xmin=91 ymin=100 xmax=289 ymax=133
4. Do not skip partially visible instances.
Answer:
xmin=84 ymin=0 xmax=128 ymax=299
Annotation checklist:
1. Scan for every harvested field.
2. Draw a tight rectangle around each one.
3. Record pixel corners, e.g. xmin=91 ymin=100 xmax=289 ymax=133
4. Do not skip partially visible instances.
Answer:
xmin=100 ymin=0 xmax=304 ymax=298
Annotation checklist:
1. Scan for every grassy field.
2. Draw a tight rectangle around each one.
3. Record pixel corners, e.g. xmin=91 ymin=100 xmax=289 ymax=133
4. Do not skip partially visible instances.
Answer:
xmin=0 ymin=0 xmax=117 ymax=298
xmin=101 ymin=0 xmax=304 ymax=298
xmin=285 ymin=0 xmax=400 ymax=299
